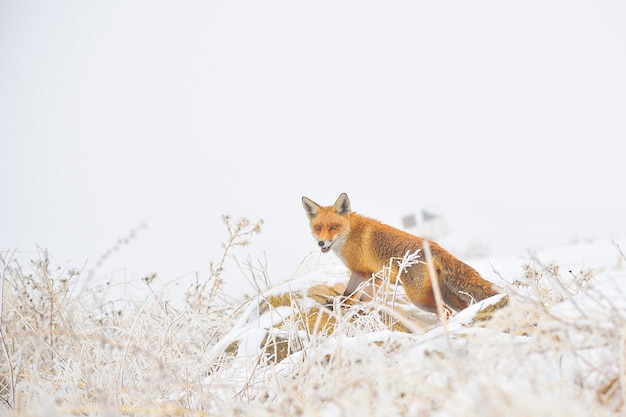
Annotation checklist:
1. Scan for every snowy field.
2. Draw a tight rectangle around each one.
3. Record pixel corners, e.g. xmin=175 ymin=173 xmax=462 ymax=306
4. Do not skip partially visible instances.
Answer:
xmin=1 ymin=223 xmax=625 ymax=416
xmin=3 ymin=3 xmax=625 ymax=416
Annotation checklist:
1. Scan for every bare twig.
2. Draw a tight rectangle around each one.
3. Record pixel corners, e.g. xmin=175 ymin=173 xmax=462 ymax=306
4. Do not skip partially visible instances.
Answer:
xmin=0 ymin=249 xmax=17 ymax=408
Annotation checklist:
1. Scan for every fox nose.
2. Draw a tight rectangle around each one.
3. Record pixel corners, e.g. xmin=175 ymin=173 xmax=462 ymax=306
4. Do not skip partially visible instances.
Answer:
xmin=318 ymin=241 xmax=325 ymax=247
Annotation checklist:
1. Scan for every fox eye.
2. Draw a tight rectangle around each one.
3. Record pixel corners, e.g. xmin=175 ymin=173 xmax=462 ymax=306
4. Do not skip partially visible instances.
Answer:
xmin=314 ymin=225 xmax=322 ymax=232
xmin=330 ymin=224 xmax=338 ymax=230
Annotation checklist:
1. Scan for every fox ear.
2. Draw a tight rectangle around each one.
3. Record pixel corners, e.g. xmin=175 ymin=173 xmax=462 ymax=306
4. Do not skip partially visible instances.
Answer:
xmin=333 ymin=193 xmax=351 ymax=216
xmin=302 ymin=196 xmax=320 ymax=219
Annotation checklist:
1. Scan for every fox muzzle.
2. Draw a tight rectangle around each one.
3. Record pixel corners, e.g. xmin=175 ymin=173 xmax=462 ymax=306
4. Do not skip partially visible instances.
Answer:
xmin=318 ymin=240 xmax=333 ymax=253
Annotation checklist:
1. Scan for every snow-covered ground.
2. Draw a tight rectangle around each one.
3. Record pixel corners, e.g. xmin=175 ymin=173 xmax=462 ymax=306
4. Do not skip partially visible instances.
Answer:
xmin=1 ymin=236 xmax=625 ymax=416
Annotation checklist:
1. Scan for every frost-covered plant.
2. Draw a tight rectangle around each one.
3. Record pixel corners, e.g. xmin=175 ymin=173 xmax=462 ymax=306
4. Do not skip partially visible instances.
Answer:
xmin=501 ymin=254 xmax=595 ymax=307
xmin=185 ymin=215 xmax=262 ymax=313
xmin=0 ymin=215 xmax=263 ymax=415
xmin=1 ymin=221 xmax=625 ymax=417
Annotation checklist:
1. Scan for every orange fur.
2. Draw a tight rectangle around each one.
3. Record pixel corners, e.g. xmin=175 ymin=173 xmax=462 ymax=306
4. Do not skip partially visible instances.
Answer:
xmin=302 ymin=193 xmax=498 ymax=313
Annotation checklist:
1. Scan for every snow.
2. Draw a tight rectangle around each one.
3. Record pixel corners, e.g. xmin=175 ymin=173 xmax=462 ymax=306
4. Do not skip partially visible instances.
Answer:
xmin=2 ymin=236 xmax=625 ymax=415
xmin=196 ymin=237 xmax=626 ymax=415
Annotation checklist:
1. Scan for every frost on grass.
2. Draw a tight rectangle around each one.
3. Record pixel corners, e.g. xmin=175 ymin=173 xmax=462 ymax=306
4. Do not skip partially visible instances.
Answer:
xmin=1 ymin=228 xmax=626 ymax=416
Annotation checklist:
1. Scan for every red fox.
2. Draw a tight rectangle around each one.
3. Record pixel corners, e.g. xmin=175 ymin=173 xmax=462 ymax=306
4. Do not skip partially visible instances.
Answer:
xmin=302 ymin=193 xmax=499 ymax=313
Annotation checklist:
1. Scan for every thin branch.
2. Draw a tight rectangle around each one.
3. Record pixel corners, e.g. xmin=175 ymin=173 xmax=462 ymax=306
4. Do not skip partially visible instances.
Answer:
xmin=0 ymin=248 xmax=18 ymax=408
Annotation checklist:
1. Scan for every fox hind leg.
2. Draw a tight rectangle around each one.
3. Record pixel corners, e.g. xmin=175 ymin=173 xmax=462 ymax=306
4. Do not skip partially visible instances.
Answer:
xmin=440 ymin=286 xmax=470 ymax=312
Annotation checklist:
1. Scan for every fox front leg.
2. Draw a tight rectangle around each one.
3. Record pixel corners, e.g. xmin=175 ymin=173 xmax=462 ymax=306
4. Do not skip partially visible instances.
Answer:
xmin=342 ymin=271 xmax=371 ymax=303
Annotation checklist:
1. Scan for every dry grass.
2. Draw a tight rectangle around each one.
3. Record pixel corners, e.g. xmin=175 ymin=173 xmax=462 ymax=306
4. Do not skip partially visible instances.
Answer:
xmin=1 ymin=221 xmax=625 ymax=416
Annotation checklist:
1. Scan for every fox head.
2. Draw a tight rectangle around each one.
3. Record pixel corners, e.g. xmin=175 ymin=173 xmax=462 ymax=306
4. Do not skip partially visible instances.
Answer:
xmin=302 ymin=193 xmax=351 ymax=254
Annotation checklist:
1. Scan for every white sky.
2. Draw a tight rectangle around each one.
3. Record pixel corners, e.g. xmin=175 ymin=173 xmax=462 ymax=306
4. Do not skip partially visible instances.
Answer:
xmin=2 ymin=1 xmax=625 ymax=295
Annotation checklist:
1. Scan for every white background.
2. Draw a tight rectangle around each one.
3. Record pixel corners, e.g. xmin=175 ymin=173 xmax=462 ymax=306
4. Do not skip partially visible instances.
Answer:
xmin=2 ymin=1 xmax=625 ymax=295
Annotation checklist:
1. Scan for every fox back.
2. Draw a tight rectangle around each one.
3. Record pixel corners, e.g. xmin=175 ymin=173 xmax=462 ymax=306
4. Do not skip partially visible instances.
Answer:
xmin=302 ymin=193 xmax=498 ymax=313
